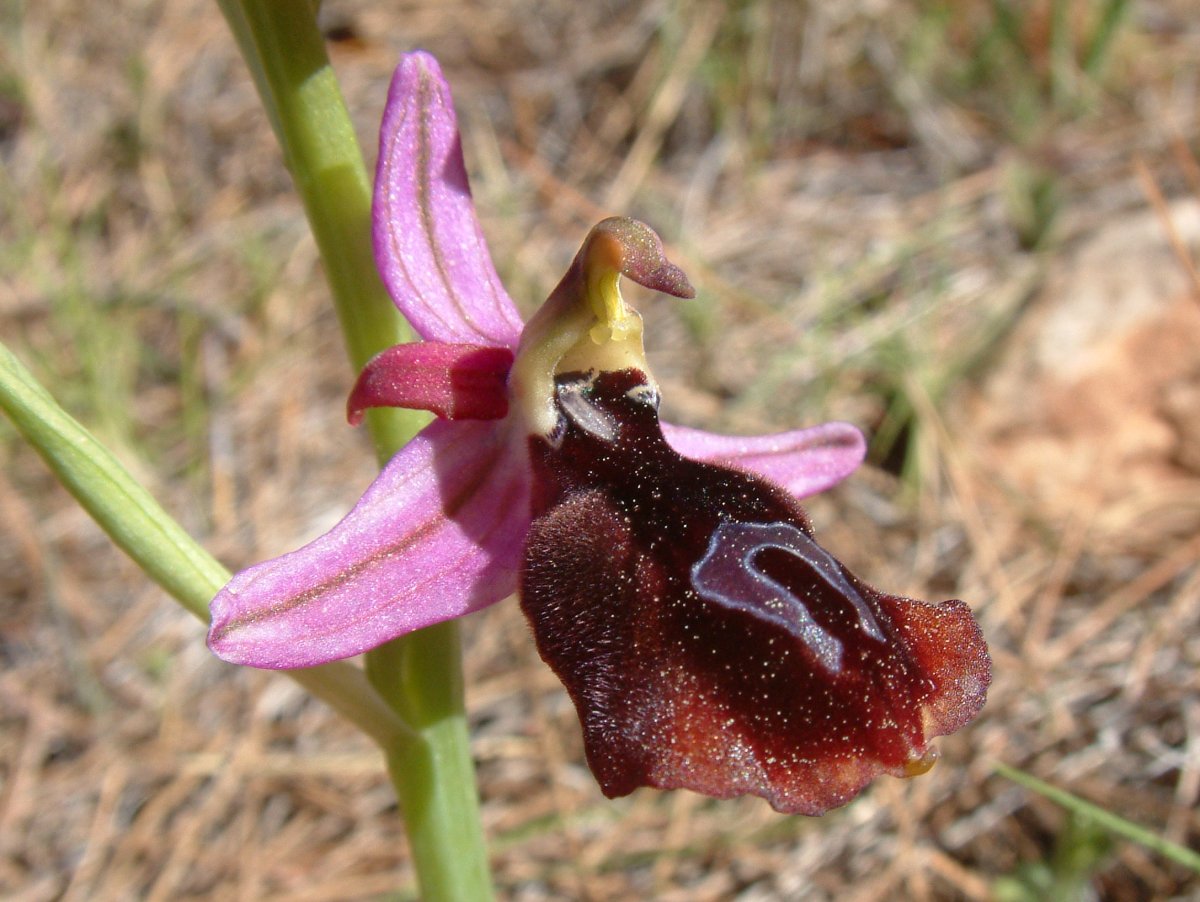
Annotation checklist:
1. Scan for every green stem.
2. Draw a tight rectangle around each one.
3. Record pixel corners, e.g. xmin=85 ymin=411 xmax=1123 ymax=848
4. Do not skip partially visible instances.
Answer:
xmin=0 ymin=342 xmax=410 ymax=751
xmin=216 ymin=0 xmax=423 ymax=459
xmin=367 ymin=623 xmax=494 ymax=900
xmin=214 ymin=2 xmax=494 ymax=898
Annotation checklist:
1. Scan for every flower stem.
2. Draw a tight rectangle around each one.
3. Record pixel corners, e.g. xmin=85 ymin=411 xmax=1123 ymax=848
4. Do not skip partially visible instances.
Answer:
xmin=367 ymin=624 xmax=494 ymax=900
xmin=215 ymin=0 xmax=423 ymax=458
xmin=214 ymin=2 xmax=494 ymax=898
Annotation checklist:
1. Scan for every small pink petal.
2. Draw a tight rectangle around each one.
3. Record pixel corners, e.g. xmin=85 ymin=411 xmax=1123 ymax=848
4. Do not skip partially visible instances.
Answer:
xmin=663 ymin=420 xmax=866 ymax=499
xmin=347 ymin=342 xmax=513 ymax=424
xmin=208 ymin=419 xmax=529 ymax=669
xmin=374 ymin=52 xmax=524 ymax=347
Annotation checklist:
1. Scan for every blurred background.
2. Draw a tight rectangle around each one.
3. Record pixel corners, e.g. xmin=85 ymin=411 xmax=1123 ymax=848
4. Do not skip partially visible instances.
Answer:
xmin=2 ymin=0 xmax=1199 ymax=899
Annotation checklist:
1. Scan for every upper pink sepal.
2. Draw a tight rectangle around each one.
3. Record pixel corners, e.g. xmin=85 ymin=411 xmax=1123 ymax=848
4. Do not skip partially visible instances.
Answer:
xmin=207 ymin=419 xmax=529 ymax=669
xmin=662 ymin=420 xmax=866 ymax=499
xmin=347 ymin=342 xmax=513 ymax=424
xmin=373 ymin=52 xmax=524 ymax=347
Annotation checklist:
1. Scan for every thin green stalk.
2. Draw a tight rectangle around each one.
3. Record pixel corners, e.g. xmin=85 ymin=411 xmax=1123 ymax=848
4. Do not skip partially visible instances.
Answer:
xmin=0 ymin=341 xmax=410 ymax=751
xmin=995 ymin=763 xmax=1200 ymax=873
xmin=1048 ymin=0 xmax=1075 ymax=111
xmin=1082 ymin=0 xmax=1131 ymax=78
xmin=214 ymin=2 xmax=494 ymax=899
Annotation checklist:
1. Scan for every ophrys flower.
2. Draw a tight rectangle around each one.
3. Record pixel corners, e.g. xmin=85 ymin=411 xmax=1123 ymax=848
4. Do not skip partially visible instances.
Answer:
xmin=209 ymin=52 xmax=989 ymax=815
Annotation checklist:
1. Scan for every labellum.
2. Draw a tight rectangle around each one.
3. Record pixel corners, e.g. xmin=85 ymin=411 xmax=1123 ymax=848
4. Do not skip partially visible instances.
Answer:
xmin=515 ymin=220 xmax=990 ymax=816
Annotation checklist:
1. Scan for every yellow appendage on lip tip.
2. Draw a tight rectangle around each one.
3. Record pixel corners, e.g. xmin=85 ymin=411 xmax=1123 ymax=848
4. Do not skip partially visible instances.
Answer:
xmin=902 ymin=745 xmax=939 ymax=778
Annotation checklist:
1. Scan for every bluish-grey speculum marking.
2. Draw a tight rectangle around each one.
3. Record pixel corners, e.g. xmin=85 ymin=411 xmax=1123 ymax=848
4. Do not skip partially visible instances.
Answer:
xmin=691 ymin=521 xmax=886 ymax=673
xmin=557 ymin=377 xmax=619 ymax=442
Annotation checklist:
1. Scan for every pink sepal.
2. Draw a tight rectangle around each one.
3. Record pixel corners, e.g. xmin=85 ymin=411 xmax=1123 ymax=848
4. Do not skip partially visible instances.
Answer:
xmin=207 ymin=419 xmax=530 ymax=669
xmin=373 ymin=52 xmax=524 ymax=347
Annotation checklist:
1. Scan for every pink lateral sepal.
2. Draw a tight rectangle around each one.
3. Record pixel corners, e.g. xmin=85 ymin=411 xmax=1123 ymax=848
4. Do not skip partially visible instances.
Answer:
xmin=347 ymin=342 xmax=513 ymax=424
xmin=207 ymin=419 xmax=530 ymax=670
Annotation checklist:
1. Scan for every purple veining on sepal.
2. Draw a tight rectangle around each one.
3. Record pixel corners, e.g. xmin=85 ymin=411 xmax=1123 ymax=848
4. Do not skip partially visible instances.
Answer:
xmin=208 ymin=419 xmax=528 ymax=669
xmin=662 ymin=420 xmax=866 ymax=499
xmin=373 ymin=52 xmax=524 ymax=346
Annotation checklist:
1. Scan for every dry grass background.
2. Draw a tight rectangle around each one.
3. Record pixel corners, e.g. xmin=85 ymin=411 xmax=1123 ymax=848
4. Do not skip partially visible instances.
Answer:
xmin=2 ymin=0 xmax=1200 ymax=899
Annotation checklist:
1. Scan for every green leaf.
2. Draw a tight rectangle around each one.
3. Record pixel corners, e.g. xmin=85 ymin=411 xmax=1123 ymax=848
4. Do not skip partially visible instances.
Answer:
xmin=0 ymin=339 xmax=411 ymax=749
xmin=0 ymin=341 xmax=224 ymax=618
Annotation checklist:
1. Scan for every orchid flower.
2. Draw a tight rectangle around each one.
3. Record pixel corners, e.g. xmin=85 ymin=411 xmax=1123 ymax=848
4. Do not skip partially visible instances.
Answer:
xmin=209 ymin=52 xmax=989 ymax=815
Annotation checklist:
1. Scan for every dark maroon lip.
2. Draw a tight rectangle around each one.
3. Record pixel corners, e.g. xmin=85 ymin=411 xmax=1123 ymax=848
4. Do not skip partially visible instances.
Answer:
xmin=517 ymin=368 xmax=990 ymax=815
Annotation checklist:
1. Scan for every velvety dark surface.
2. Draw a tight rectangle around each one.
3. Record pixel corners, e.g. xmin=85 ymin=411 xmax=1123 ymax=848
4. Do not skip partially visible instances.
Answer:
xmin=520 ymin=368 xmax=990 ymax=815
